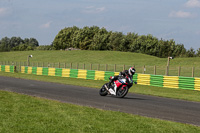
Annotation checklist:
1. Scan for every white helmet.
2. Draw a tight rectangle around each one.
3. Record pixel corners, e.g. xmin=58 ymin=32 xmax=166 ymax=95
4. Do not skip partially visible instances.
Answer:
xmin=129 ymin=67 xmax=135 ymax=76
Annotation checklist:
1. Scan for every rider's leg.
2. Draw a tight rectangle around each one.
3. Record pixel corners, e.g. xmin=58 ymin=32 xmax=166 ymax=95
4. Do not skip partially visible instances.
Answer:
xmin=108 ymin=76 xmax=119 ymax=88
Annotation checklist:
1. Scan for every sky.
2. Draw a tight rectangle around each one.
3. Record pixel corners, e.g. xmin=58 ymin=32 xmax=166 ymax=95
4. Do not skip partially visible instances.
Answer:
xmin=0 ymin=0 xmax=200 ymax=50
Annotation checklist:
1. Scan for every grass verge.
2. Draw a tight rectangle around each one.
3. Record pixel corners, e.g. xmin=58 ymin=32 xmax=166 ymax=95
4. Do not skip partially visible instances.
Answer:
xmin=0 ymin=90 xmax=200 ymax=133
xmin=1 ymin=71 xmax=200 ymax=102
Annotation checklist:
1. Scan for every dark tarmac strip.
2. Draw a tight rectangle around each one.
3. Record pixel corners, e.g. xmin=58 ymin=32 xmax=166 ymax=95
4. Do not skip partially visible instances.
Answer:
xmin=0 ymin=76 xmax=200 ymax=126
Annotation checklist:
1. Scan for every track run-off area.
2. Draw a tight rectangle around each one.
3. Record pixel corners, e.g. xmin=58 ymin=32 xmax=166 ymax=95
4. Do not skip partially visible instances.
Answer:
xmin=0 ymin=76 xmax=200 ymax=126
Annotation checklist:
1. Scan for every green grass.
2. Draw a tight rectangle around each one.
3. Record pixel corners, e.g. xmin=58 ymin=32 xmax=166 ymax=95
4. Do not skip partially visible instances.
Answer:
xmin=1 ymin=51 xmax=200 ymax=132
xmin=1 ymin=90 xmax=200 ymax=133
xmin=1 ymin=50 xmax=200 ymax=77
xmin=1 ymin=71 xmax=200 ymax=102
xmin=0 ymin=50 xmax=200 ymax=66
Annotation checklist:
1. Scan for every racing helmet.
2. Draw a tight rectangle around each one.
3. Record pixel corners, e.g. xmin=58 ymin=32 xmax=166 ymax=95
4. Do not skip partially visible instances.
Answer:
xmin=129 ymin=67 xmax=136 ymax=76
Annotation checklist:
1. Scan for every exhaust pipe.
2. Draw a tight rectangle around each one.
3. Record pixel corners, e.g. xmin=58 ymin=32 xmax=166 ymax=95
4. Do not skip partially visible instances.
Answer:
xmin=104 ymin=85 xmax=111 ymax=94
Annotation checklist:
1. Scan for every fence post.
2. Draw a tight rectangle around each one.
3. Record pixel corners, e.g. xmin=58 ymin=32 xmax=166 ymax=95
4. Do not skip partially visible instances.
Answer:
xmin=19 ymin=62 xmax=21 ymax=72
xmin=105 ymin=64 xmax=108 ymax=71
xmin=178 ymin=66 xmax=181 ymax=76
xmin=98 ymin=64 xmax=100 ymax=71
xmin=77 ymin=63 xmax=79 ymax=69
xmin=83 ymin=63 xmax=85 ymax=69
xmin=143 ymin=65 xmax=146 ymax=74
xmin=114 ymin=64 xmax=116 ymax=72
xmin=166 ymin=66 xmax=169 ymax=76
xmin=70 ymin=63 xmax=72 ymax=69
xmin=154 ymin=65 xmax=156 ymax=75
xmin=192 ymin=67 xmax=195 ymax=77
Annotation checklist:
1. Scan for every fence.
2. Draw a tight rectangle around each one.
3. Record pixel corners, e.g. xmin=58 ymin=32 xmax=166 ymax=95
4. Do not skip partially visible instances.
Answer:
xmin=0 ymin=63 xmax=200 ymax=91
xmin=20 ymin=66 xmax=200 ymax=91
xmin=0 ymin=61 xmax=199 ymax=78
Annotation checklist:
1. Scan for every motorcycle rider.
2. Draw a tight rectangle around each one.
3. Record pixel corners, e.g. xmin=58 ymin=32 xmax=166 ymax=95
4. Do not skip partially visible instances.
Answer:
xmin=108 ymin=67 xmax=136 ymax=88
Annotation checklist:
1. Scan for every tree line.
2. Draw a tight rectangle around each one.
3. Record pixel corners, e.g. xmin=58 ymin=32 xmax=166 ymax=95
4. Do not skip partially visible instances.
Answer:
xmin=1 ymin=26 xmax=200 ymax=57
xmin=53 ymin=26 xmax=200 ymax=58
xmin=0 ymin=37 xmax=39 ymax=51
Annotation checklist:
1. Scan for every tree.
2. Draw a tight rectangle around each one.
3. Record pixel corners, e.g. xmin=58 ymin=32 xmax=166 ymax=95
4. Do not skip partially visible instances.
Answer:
xmin=10 ymin=37 xmax=24 ymax=48
xmin=197 ymin=48 xmax=200 ymax=57
xmin=107 ymin=32 xmax=124 ymax=51
xmin=186 ymin=47 xmax=196 ymax=57
xmin=53 ymin=26 xmax=79 ymax=50
xmin=0 ymin=37 xmax=10 ymax=51
xmin=89 ymin=27 xmax=111 ymax=50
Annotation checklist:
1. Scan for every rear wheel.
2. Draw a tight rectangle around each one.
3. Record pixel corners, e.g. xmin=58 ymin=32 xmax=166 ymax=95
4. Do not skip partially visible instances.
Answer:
xmin=99 ymin=83 xmax=108 ymax=96
xmin=116 ymin=86 xmax=128 ymax=98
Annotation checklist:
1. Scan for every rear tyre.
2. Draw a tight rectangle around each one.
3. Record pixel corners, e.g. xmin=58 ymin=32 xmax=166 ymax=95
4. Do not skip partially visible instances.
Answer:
xmin=99 ymin=83 xmax=108 ymax=96
xmin=116 ymin=86 xmax=128 ymax=98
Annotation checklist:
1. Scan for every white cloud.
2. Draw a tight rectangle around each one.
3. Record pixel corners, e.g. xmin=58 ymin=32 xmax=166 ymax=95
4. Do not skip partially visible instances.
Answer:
xmin=169 ymin=10 xmax=196 ymax=18
xmin=83 ymin=6 xmax=106 ymax=14
xmin=40 ymin=21 xmax=52 ymax=29
xmin=185 ymin=0 xmax=200 ymax=8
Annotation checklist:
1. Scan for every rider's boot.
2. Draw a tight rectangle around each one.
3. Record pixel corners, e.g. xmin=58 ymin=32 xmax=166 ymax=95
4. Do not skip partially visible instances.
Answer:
xmin=108 ymin=76 xmax=114 ymax=89
xmin=108 ymin=81 xmax=112 ymax=89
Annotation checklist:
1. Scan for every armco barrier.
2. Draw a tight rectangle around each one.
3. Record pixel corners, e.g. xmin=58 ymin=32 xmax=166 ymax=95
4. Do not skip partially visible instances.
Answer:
xmin=21 ymin=66 xmax=200 ymax=91
xmin=21 ymin=66 xmax=120 ymax=81
xmin=0 ymin=65 xmax=15 ymax=73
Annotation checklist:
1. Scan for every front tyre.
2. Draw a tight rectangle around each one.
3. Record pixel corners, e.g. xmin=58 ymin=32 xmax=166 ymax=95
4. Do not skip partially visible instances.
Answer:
xmin=99 ymin=83 xmax=108 ymax=96
xmin=116 ymin=86 xmax=129 ymax=98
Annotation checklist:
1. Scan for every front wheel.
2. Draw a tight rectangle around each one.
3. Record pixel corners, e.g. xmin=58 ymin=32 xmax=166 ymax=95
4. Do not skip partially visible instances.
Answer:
xmin=99 ymin=83 xmax=108 ymax=96
xmin=116 ymin=86 xmax=129 ymax=98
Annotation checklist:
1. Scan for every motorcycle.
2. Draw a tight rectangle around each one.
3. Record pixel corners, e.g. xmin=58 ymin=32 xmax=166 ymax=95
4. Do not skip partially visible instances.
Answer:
xmin=99 ymin=76 xmax=136 ymax=98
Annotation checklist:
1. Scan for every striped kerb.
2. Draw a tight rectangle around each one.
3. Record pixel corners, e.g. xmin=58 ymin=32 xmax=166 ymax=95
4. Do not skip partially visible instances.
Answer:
xmin=25 ymin=66 xmax=28 ymax=74
xmin=70 ymin=69 xmax=78 ymax=78
xmin=55 ymin=68 xmax=62 ymax=77
xmin=48 ymin=68 xmax=55 ymax=76
xmin=163 ymin=76 xmax=179 ymax=89
xmin=114 ymin=72 xmax=119 ymax=76
xmin=95 ymin=71 xmax=105 ymax=80
xmin=137 ymin=74 xmax=150 ymax=85
xmin=18 ymin=66 xmax=200 ymax=92
xmin=133 ymin=73 xmax=138 ymax=82
xmin=150 ymin=75 xmax=163 ymax=87
xmin=28 ymin=67 xmax=32 ymax=74
xmin=105 ymin=71 xmax=115 ymax=81
xmin=62 ymin=69 xmax=70 ymax=77
xmin=37 ymin=67 xmax=43 ymax=75
xmin=5 ymin=65 xmax=10 ymax=72
xmin=86 ymin=70 xmax=95 ymax=80
xmin=1 ymin=65 xmax=5 ymax=72
xmin=21 ymin=66 xmax=25 ymax=73
xmin=10 ymin=66 xmax=14 ymax=72
xmin=195 ymin=78 xmax=200 ymax=91
xmin=32 ymin=67 xmax=37 ymax=75
xmin=78 ymin=70 xmax=87 ymax=79
xmin=42 ymin=68 xmax=49 ymax=76
xmin=179 ymin=77 xmax=194 ymax=90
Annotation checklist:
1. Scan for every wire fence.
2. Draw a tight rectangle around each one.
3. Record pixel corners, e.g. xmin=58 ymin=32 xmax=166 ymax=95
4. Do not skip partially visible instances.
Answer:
xmin=0 ymin=61 xmax=200 ymax=78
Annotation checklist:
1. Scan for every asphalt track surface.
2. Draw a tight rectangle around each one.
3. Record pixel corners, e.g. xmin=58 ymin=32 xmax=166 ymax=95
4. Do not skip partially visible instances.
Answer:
xmin=0 ymin=76 xmax=200 ymax=126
